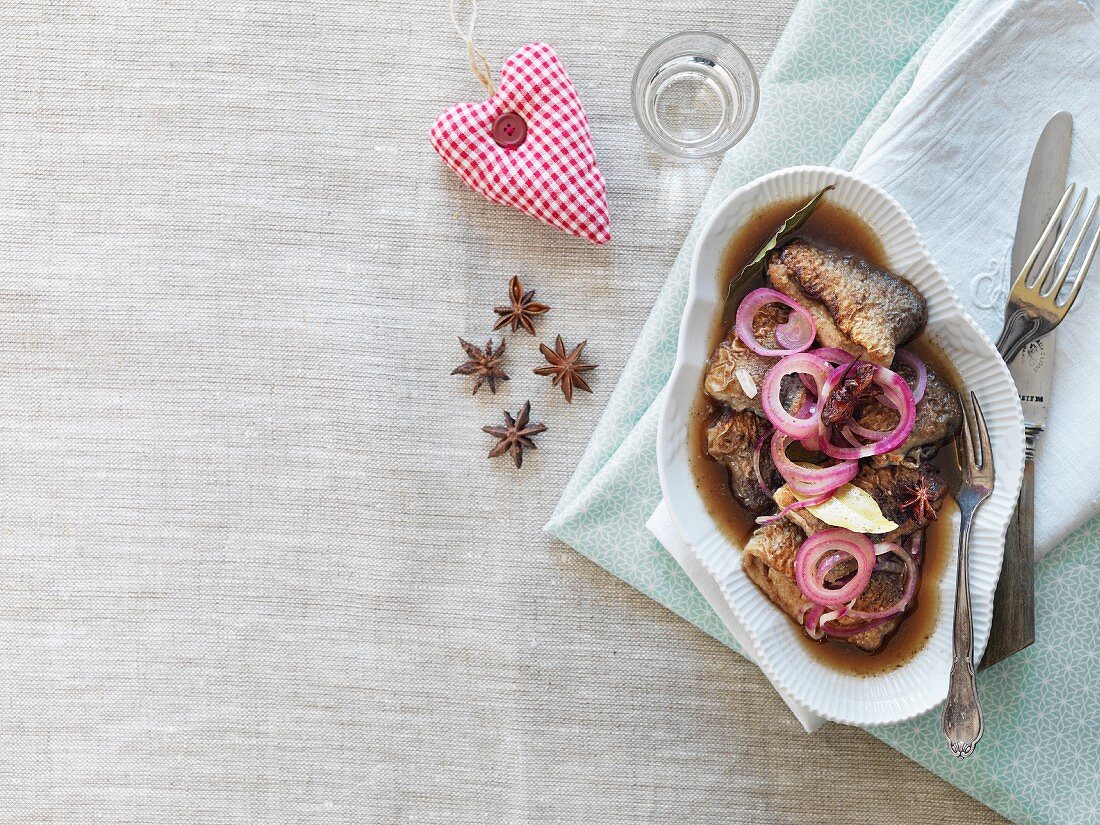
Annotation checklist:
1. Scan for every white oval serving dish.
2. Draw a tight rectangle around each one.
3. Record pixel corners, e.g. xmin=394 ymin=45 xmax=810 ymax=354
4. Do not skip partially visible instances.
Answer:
xmin=657 ymin=166 xmax=1024 ymax=726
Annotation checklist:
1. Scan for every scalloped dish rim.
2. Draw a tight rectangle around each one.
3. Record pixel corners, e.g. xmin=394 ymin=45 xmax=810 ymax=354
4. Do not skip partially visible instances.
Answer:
xmin=656 ymin=166 xmax=1025 ymax=727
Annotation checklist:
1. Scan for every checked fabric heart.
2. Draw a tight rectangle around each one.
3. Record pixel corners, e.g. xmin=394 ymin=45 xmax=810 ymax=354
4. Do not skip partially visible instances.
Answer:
xmin=430 ymin=42 xmax=611 ymax=246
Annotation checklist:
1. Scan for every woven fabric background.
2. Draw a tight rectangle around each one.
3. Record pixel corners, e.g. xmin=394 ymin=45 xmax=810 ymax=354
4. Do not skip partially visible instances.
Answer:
xmin=0 ymin=1 xmax=1005 ymax=822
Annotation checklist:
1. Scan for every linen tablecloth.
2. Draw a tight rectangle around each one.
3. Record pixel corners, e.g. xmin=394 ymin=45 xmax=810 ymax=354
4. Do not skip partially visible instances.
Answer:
xmin=0 ymin=0 xmax=1009 ymax=821
xmin=548 ymin=0 xmax=1100 ymax=822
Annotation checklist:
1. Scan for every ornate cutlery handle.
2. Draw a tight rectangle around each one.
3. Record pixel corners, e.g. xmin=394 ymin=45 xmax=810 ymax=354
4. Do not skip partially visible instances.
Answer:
xmin=942 ymin=509 xmax=983 ymax=758
xmin=995 ymin=308 xmax=1042 ymax=364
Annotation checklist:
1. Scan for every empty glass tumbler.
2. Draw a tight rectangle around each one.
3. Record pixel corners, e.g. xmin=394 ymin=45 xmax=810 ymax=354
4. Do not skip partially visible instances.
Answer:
xmin=631 ymin=31 xmax=759 ymax=159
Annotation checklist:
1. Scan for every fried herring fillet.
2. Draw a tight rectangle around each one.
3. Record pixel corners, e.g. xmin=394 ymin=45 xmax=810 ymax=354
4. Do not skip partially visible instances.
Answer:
xmin=767 ymin=240 xmax=926 ymax=366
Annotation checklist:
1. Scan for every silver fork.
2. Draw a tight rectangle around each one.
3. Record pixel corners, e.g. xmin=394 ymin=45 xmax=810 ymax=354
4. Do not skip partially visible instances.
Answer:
xmin=942 ymin=393 xmax=995 ymax=759
xmin=996 ymin=184 xmax=1100 ymax=363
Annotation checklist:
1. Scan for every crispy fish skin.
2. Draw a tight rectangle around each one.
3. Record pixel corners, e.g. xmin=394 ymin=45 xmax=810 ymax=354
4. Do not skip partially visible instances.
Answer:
xmin=831 ymin=573 xmax=904 ymax=651
xmin=703 ymin=303 xmax=788 ymax=412
xmin=703 ymin=335 xmax=774 ymax=413
xmin=739 ymin=523 xmax=902 ymax=651
xmin=767 ymin=240 xmax=927 ymax=366
xmin=706 ymin=409 xmax=777 ymax=515
xmin=743 ymin=520 xmax=806 ymax=618
xmin=741 ymin=520 xmax=903 ymax=651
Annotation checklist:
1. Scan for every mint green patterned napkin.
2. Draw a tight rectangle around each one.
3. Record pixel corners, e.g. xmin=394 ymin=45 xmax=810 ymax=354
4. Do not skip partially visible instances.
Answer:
xmin=546 ymin=1 xmax=1100 ymax=822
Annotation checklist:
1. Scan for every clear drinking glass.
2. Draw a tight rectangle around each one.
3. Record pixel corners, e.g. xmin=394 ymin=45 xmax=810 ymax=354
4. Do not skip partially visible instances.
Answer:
xmin=631 ymin=31 xmax=759 ymax=159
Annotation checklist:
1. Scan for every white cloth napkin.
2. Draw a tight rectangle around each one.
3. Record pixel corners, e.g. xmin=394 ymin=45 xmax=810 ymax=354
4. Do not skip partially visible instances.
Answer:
xmin=650 ymin=0 xmax=1100 ymax=728
xmin=853 ymin=0 xmax=1100 ymax=557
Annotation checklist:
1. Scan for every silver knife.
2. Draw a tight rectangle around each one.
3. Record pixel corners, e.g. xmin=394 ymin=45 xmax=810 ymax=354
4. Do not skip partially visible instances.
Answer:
xmin=981 ymin=111 xmax=1073 ymax=669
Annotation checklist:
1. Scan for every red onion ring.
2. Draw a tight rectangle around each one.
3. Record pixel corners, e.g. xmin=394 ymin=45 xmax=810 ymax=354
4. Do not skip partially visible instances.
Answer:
xmin=793 ymin=398 xmax=822 ymax=451
xmin=816 ymin=363 xmax=916 ymax=460
xmin=809 ymin=347 xmax=857 ymax=365
xmin=802 ymin=542 xmax=918 ymax=639
xmin=819 ymin=551 xmax=856 ymax=584
xmin=839 ymin=425 xmax=864 ymax=448
xmin=760 ymin=353 xmax=831 ymax=440
xmin=734 ymin=288 xmax=817 ymax=356
xmin=817 ymin=614 xmax=896 ymax=639
xmin=770 ymin=433 xmax=858 ymax=497
xmin=794 ymin=528 xmax=876 ymax=607
xmin=846 ymin=421 xmax=892 ymax=441
xmin=842 ymin=542 xmax=919 ymax=622
xmin=775 ymin=312 xmax=814 ymax=350
xmin=895 ymin=348 xmax=928 ymax=404
xmin=803 ymin=602 xmax=896 ymax=640
xmin=803 ymin=604 xmax=827 ymax=639
xmin=755 ymin=490 xmax=832 ymax=525
xmin=751 ymin=428 xmax=774 ymax=499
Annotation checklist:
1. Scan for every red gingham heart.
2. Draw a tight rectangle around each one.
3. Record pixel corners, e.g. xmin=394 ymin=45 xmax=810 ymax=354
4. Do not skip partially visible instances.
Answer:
xmin=430 ymin=42 xmax=611 ymax=246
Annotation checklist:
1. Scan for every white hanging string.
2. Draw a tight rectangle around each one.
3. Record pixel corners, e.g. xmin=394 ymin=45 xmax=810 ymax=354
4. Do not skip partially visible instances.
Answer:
xmin=447 ymin=0 xmax=495 ymax=97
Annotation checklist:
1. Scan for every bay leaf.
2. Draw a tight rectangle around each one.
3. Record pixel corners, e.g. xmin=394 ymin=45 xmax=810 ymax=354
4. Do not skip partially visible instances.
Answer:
xmin=721 ymin=185 xmax=834 ymax=324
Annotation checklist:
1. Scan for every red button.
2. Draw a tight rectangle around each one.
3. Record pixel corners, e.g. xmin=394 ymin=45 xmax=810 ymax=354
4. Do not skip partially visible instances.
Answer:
xmin=492 ymin=111 xmax=527 ymax=148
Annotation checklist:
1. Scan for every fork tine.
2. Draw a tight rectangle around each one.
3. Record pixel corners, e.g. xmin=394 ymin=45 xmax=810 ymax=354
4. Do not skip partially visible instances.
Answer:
xmin=971 ymin=392 xmax=992 ymax=476
xmin=1010 ymin=184 xmax=1075 ymax=295
xmin=1032 ymin=187 xmax=1087 ymax=293
xmin=957 ymin=401 xmax=975 ymax=480
xmin=1059 ymin=199 xmax=1100 ymax=313
xmin=1045 ymin=195 xmax=1099 ymax=302
xmin=953 ymin=415 xmax=968 ymax=474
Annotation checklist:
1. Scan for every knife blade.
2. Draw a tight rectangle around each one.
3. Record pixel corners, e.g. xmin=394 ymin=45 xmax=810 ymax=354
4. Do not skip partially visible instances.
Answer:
xmin=981 ymin=111 xmax=1072 ymax=670
xmin=1010 ymin=111 xmax=1072 ymax=432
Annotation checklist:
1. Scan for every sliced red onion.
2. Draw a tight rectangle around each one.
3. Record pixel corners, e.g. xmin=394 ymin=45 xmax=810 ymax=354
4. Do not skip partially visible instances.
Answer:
xmin=847 ymin=421 xmax=891 ymax=441
xmin=818 ymin=606 xmax=848 ymax=626
xmin=895 ymin=348 xmax=928 ymax=404
xmin=752 ymin=429 xmax=774 ymax=498
xmin=818 ymin=614 xmax=895 ymax=639
xmin=803 ymin=604 xmax=826 ymax=640
xmin=794 ymin=528 xmax=876 ymax=607
xmin=755 ymin=490 xmax=831 ymax=525
xmin=801 ymin=430 xmax=822 ymax=453
xmin=809 ymin=347 xmax=857 ymax=365
xmin=842 ymin=542 xmax=919 ymax=622
xmin=792 ymin=398 xmax=823 ymax=451
xmin=817 ymin=363 xmax=916 ymax=460
xmin=804 ymin=602 xmax=892 ymax=640
xmin=770 ymin=433 xmax=857 ymax=497
xmin=760 ymin=353 xmax=831 ymax=440
xmin=819 ymin=551 xmax=856 ymax=585
xmin=775 ymin=312 xmax=814 ymax=350
xmin=803 ymin=542 xmax=916 ymax=638
xmin=839 ymin=425 xmax=864 ymax=448
xmin=735 ymin=288 xmax=817 ymax=357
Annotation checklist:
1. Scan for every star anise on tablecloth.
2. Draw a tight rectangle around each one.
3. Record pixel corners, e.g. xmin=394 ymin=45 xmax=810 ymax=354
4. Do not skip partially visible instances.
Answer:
xmin=493 ymin=275 xmax=550 ymax=336
xmin=899 ymin=474 xmax=940 ymax=525
xmin=482 ymin=401 xmax=548 ymax=469
xmin=821 ymin=362 xmax=877 ymax=426
xmin=451 ymin=337 xmax=509 ymax=395
xmin=534 ymin=335 xmax=596 ymax=403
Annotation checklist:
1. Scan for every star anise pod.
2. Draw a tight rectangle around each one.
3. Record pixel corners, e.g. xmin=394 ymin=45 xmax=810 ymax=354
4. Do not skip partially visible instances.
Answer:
xmin=898 ymin=474 xmax=941 ymax=525
xmin=493 ymin=275 xmax=550 ymax=336
xmin=482 ymin=401 xmax=548 ymax=468
xmin=821 ymin=362 xmax=877 ymax=426
xmin=451 ymin=337 xmax=509 ymax=395
xmin=534 ymin=335 xmax=596 ymax=403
